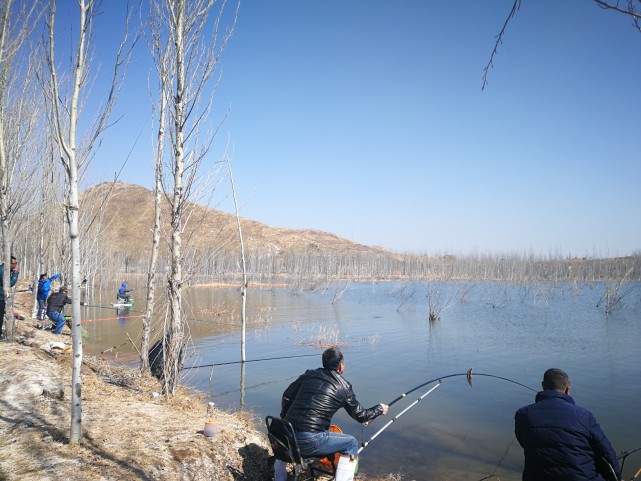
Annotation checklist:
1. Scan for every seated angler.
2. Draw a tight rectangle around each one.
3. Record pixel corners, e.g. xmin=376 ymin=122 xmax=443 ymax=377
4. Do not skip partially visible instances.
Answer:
xmin=275 ymin=347 xmax=388 ymax=481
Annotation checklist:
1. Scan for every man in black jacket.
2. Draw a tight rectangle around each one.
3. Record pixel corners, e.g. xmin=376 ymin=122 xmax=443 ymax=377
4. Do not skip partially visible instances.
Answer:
xmin=515 ymin=368 xmax=620 ymax=481
xmin=277 ymin=347 xmax=388 ymax=481
xmin=46 ymin=287 xmax=87 ymax=335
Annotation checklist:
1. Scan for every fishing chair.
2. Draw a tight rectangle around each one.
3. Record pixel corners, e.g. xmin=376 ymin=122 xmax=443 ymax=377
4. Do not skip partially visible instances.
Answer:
xmin=265 ymin=416 xmax=336 ymax=481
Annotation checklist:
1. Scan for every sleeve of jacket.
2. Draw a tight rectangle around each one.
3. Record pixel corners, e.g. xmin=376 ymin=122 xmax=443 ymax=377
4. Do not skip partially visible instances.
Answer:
xmin=589 ymin=414 xmax=621 ymax=479
xmin=64 ymin=296 xmax=72 ymax=305
xmin=342 ymin=382 xmax=383 ymax=424
xmin=10 ymin=270 xmax=18 ymax=287
xmin=51 ymin=273 xmax=61 ymax=282
xmin=281 ymin=375 xmax=303 ymax=418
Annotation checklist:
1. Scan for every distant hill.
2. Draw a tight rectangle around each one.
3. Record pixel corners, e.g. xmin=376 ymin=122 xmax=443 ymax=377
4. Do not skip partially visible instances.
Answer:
xmin=81 ymin=182 xmax=392 ymax=264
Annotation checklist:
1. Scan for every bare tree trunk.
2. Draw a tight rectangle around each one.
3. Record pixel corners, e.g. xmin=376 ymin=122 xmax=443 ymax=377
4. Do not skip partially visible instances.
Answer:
xmin=0 ymin=1 xmax=12 ymax=341
xmin=46 ymin=0 xmax=135 ymax=443
xmin=163 ymin=0 xmax=186 ymax=395
xmin=140 ymin=47 xmax=168 ymax=372
xmin=227 ymin=151 xmax=247 ymax=362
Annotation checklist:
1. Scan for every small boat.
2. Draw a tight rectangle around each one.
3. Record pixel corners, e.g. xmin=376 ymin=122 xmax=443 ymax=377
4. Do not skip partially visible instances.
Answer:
xmin=113 ymin=296 xmax=134 ymax=308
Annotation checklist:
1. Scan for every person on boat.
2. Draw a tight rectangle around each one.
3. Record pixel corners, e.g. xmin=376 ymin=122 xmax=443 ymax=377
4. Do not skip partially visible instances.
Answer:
xmin=46 ymin=286 xmax=87 ymax=335
xmin=275 ymin=347 xmax=388 ymax=481
xmin=36 ymin=272 xmax=61 ymax=320
xmin=117 ymin=282 xmax=134 ymax=304
xmin=514 ymin=368 xmax=620 ymax=481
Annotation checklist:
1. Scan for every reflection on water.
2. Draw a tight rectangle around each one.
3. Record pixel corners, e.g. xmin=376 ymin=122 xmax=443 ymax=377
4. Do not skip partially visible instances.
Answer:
xmin=82 ymin=281 xmax=641 ymax=480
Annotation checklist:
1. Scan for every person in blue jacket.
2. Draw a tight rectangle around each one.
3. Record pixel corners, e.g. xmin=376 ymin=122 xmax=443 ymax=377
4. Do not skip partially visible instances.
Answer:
xmin=117 ymin=282 xmax=133 ymax=304
xmin=37 ymin=272 xmax=61 ymax=320
xmin=0 ymin=256 xmax=19 ymax=338
xmin=515 ymin=368 xmax=621 ymax=481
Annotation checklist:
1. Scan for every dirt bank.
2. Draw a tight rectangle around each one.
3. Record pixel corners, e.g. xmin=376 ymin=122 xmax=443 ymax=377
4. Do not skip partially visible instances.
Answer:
xmin=0 ymin=285 xmax=272 ymax=481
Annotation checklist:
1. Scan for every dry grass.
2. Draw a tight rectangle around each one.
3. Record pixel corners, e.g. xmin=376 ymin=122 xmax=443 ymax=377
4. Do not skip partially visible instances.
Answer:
xmin=297 ymin=325 xmax=349 ymax=349
xmin=0 ymin=288 xmax=271 ymax=481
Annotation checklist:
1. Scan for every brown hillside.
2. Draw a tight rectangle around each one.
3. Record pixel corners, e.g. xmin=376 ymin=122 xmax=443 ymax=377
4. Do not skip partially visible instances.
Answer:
xmin=80 ymin=182 xmax=390 ymax=262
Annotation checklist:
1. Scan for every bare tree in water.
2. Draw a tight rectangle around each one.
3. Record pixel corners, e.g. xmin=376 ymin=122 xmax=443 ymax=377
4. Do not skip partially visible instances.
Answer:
xmin=148 ymin=0 xmax=237 ymax=395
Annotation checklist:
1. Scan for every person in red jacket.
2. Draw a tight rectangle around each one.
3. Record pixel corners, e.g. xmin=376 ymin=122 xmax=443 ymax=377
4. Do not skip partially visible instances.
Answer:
xmin=515 ymin=368 xmax=620 ymax=481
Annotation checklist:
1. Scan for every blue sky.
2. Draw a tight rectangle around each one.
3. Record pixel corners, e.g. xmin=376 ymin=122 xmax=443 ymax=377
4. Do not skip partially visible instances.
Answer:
xmin=77 ymin=1 xmax=640 ymax=257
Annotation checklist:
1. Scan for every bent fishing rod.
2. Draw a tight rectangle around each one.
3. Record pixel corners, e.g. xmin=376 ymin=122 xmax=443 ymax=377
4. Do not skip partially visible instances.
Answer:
xmin=386 ymin=370 xmax=536 ymax=408
xmin=358 ymin=382 xmax=441 ymax=454
xmin=358 ymin=370 xmax=537 ymax=453
xmin=364 ymin=370 xmax=536 ymax=427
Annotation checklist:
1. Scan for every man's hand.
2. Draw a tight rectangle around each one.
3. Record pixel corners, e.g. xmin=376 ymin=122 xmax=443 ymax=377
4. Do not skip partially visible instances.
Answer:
xmin=380 ymin=403 xmax=389 ymax=415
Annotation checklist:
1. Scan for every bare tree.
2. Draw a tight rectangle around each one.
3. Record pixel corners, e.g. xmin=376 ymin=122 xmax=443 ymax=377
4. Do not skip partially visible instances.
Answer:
xmin=227 ymin=148 xmax=247 ymax=362
xmin=149 ymin=0 xmax=238 ymax=395
xmin=0 ymin=0 xmax=42 ymax=340
xmin=44 ymin=0 xmax=136 ymax=444
xmin=140 ymin=2 xmax=172 ymax=372
xmin=427 ymin=283 xmax=457 ymax=322
xmin=597 ymin=267 xmax=635 ymax=316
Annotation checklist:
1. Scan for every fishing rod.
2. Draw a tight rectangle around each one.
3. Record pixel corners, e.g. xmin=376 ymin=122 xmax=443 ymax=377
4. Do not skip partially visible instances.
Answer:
xmin=388 ymin=371 xmax=537 ymax=407
xmin=82 ymin=314 xmax=142 ymax=323
xmin=364 ymin=370 xmax=536 ymax=426
xmin=181 ymin=353 xmax=320 ymax=370
xmin=358 ymin=382 xmax=441 ymax=454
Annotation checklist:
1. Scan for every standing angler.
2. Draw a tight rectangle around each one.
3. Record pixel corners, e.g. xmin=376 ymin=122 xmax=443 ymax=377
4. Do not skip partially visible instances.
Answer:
xmin=37 ymin=272 xmax=61 ymax=320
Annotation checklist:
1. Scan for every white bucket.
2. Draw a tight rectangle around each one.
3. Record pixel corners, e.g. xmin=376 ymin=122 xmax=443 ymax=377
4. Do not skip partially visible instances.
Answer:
xmin=335 ymin=455 xmax=357 ymax=481
xmin=204 ymin=419 xmax=217 ymax=437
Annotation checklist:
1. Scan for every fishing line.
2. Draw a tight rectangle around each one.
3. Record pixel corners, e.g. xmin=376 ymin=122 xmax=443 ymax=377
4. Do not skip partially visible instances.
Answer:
xmin=181 ymin=352 xmax=319 ymax=371
xmin=82 ymin=314 xmax=142 ymax=323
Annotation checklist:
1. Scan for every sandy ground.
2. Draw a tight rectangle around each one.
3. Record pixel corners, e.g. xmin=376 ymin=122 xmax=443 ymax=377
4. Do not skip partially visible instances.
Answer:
xmin=0 ymin=286 xmax=273 ymax=481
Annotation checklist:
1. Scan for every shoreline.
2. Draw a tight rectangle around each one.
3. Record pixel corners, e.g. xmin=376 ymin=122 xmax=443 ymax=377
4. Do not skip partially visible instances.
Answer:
xmin=0 ymin=285 xmax=272 ymax=481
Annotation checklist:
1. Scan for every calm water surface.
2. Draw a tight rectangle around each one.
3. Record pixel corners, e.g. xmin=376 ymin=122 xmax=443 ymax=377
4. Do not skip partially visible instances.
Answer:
xmin=83 ymin=281 xmax=641 ymax=480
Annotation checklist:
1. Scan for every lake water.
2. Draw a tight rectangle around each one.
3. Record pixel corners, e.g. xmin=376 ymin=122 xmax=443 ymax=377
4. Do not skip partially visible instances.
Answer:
xmin=83 ymin=281 xmax=641 ymax=480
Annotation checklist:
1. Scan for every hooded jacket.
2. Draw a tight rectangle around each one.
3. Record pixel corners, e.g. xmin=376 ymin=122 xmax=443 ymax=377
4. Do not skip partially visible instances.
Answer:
xmin=281 ymin=367 xmax=383 ymax=433
xmin=515 ymin=390 xmax=620 ymax=481
xmin=37 ymin=273 xmax=61 ymax=301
